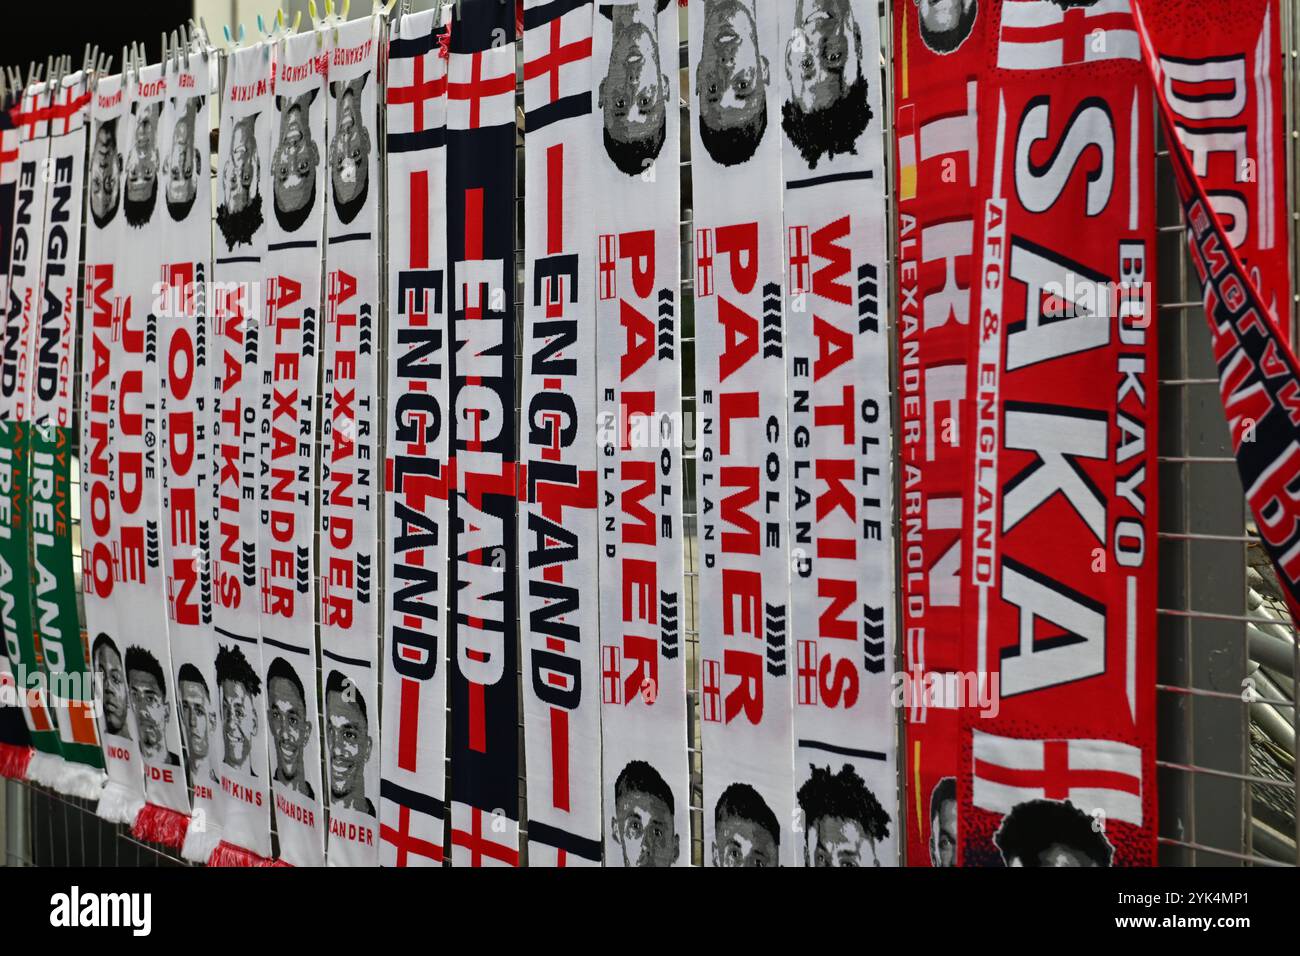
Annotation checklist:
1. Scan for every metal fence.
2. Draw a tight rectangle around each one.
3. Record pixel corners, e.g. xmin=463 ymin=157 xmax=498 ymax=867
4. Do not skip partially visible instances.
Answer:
xmin=3 ymin=0 xmax=1298 ymax=868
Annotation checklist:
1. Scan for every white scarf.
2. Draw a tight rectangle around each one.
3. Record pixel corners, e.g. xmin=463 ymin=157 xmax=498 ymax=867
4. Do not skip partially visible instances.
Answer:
xmin=110 ymin=63 xmax=193 ymax=841
xmin=260 ymin=30 xmax=329 ymax=867
xmin=688 ymin=0 xmax=796 ymax=867
xmin=778 ymin=0 xmax=898 ymax=867
xmin=209 ymin=42 xmax=277 ymax=865
xmin=519 ymin=0 xmax=603 ymax=867
xmin=320 ymin=13 xmax=384 ymax=866
xmin=380 ymin=5 xmax=450 ymax=867
xmin=157 ymin=50 xmax=226 ymax=862
xmin=593 ymin=0 xmax=691 ymax=867
xmin=83 ymin=73 xmax=149 ymax=822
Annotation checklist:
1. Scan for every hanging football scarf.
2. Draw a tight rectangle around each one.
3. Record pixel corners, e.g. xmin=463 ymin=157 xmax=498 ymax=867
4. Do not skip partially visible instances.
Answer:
xmin=381 ymin=5 xmax=452 ymax=868
xmin=1132 ymin=3 xmax=1300 ymax=626
xmin=0 ymin=82 xmax=88 ymax=795
xmin=106 ymin=62 xmax=194 ymax=844
xmin=260 ymin=30 xmax=328 ymax=868
xmin=519 ymin=0 xmax=601 ymax=868
xmin=157 ymin=48 xmax=224 ymax=862
xmin=83 ymin=71 xmax=149 ymax=823
xmin=0 ymin=91 xmax=30 ymax=780
xmin=446 ymin=0 xmax=520 ymax=867
xmin=321 ymin=13 xmax=383 ymax=867
xmin=1139 ymin=0 xmax=1289 ymax=337
xmin=960 ymin=0 xmax=1158 ymax=867
xmin=778 ymin=0 xmax=896 ymax=867
xmin=0 ymin=91 xmax=30 ymax=782
xmin=210 ymin=41 xmax=277 ymax=866
xmin=688 ymin=0 xmax=795 ymax=868
xmin=593 ymin=0 xmax=689 ymax=868
xmin=892 ymin=0 xmax=985 ymax=868
xmin=29 ymin=68 xmax=107 ymax=788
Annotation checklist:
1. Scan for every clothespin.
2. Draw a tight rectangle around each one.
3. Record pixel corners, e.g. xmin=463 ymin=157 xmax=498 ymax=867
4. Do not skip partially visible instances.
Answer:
xmin=188 ymin=17 xmax=208 ymax=50
xmin=310 ymin=0 xmax=346 ymax=48
xmin=224 ymin=23 xmax=247 ymax=53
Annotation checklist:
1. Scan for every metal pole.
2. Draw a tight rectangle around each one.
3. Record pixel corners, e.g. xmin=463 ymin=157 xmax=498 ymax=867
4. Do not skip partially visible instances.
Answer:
xmin=3 ymin=779 xmax=29 ymax=866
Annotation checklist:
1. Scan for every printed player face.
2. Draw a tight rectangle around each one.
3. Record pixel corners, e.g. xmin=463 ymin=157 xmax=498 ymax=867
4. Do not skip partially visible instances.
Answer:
xmin=220 ymin=679 xmax=258 ymax=769
xmin=272 ymin=101 xmax=319 ymax=216
xmin=127 ymin=668 xmax=168 ymax=755
xmin=612 ymin=790 xmax=678 ymax=867
xmin=600 ymin=18 xmax=667 ymax=151
xmin=326 ymin=688 xmax=371 ymax=802
xmin=164 ymin=111 xmax=198 ymax=205
xmin=330 ymin=86 xmax=370 ymax=206
xmin=179 ymin=679 xmax=213 ymax=767
xmin=223 ymin=117 xmax=258 ymax=214
xmin=786 ymin=0 xmax=861 ymax=112
xmin=268 ymin=676 xmax=310 ymax=780
xmin=125 ymin=103 xmax=161 ymax=202
xmin=713 ymin=816 xmax=778 ymax=867
xmin=929 ymin=799 xmax=957 ymax=867
xmin=1010 ymin=844 xmax=1103 ymax=868
xmin=94 ymin=643 xmax=128 ymax=736
xmin=917 ymin=0 xmax=974 ymax=35
xmin=697 ymin=0 xmax=769 ymax=133
xmin=807 ymin=816 xmax=878 ymax=867
xmin=89 ymin=124 xmax=121 ymax=222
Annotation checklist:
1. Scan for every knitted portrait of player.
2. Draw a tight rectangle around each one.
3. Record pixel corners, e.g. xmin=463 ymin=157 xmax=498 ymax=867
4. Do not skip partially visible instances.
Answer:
xmin=88 ymin=118 xmax=123 ymax=228
xmin=216 ymin=113 xmax=264 ymax=250
xmin=696 ymin=0 xmax=771 ymax=167
xmin=271 ymin=89 xmax=321 ymax=232
xmin=215 ymin=643 xmax=261 ymax=776
xmin=993 ymin=798 xmax=1115 ymax=867
xmin=797 ymin=763 xmax=891 ymax=866
xmin=125 ymin=646 xmax=180 ymax=768
xmin=162 ymin=95 xmax=202 ymax=222
xmin=123 ymin=99 xmax=162 ymax=227
xmin=781 ymin=0 xmax=873 ymax=170
xmin=328 ymin=74 xmax=372 ymax=225
xmin=610 ymin=759 xmax=679 ymax=866
xmin=177 ymin=663 xmax=218 ymax=785
xmin=913 ymin=0 xmax=977 ymax=55
xmin=267 ymin=656 xmax=315 ymax=801
xmin=712 ymin=781 xmax=780 ymax=867
xmin=929 ymin=776 xmax=957 ymax=867
xmin=597 ymin=0 xmax=672 ymax=177
xmin=325 ymin=670 xmax=375 ymax=816
xmin=92 ymin=633 xmax=130 ymax=741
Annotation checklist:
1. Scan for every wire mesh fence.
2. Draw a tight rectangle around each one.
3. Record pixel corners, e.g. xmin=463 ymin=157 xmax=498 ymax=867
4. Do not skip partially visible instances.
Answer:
xmin=2 ymin=0 xmax=1298 ymax=868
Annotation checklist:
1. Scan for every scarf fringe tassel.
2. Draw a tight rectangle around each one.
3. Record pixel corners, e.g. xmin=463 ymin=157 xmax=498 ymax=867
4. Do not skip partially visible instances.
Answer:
xmin=132 ymin=803 xmax=191 ymax=848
